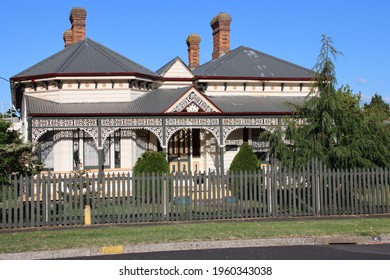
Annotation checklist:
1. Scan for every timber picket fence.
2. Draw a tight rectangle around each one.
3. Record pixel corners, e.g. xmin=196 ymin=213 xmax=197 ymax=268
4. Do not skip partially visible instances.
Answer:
xmin=1 ymin=159 xmax=390 ymax=229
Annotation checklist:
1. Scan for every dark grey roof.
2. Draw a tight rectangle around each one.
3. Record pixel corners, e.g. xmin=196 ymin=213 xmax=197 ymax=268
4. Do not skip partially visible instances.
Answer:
xmin=25 ymin=87 xmax=191 ymax=115
xmin=130 ymin=86 xmax=191 ymax=113
xmin=12 ymin=38 xmax=158 ymax=79
xmin=193 ymin=46 xmax=315 ymax=79
xmin=209 ymin=95 xmax=306 ymax=113
xmin=26 ymin=87 xmax=305 ymax=116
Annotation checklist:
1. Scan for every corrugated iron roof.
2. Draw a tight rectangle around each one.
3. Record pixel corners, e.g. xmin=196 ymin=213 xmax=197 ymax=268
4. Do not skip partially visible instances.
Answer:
xmin=194 ymin=46 xmax=315 ymax=79
xmin=209 ymin=95 xmax=307 ymax=113
xmin=12 ymin=38 xmax=158 ymax=79
xmin=26 ymin=87 xmax=305 ymax=116
xmin=25 ymin=87 xmax=192 ymax=115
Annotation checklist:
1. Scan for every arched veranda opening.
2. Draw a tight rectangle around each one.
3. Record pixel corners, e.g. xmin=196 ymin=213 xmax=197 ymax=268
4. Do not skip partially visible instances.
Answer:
xmin=167 ymin=128 xmax=220 ymax=173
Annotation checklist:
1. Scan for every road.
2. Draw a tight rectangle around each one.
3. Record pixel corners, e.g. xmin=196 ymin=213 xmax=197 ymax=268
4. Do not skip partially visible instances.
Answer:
xmin=59 ymin=243 xmax=390 ymax=260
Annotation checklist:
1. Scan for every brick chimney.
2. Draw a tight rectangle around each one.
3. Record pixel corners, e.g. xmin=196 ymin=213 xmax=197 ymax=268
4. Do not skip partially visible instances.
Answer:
xmin=63 ymin=8 xmax=87 ymax=47
xmin=210 ymin=12 xmax=232 ymax=60
xmin=186 ymin=34 xmax=201 ymax=69
xmin=70 ymin=7 xmax=87 ymax=44
xmin=63 ymin=29 xmax=73 ymax=48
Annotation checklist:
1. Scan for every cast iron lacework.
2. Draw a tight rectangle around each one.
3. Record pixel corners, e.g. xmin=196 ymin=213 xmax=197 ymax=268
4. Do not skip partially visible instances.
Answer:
xmin=170 ymin=92 xmax=217 ymax=112
xmin=186 ymin=103 xmax=200 ymax=112
xmin=31 ymin=116 xmax=282 ymax=148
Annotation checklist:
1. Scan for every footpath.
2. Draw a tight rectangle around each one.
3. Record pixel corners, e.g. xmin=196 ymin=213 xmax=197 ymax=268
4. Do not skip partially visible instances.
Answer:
xmin=1 ymin=234 xmax=390 ymax=260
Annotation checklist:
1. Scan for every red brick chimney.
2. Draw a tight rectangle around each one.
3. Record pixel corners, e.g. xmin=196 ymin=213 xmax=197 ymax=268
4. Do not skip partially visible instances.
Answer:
xmin=63 ymin=7 xmax=87 ymax=48
xmin=70 ymin=7 xmax=87 ymax=44
xmin=63 ymin=29 xmax=73 ymax=48
xmin=210 ymin=12 xmax=232 ymax=60
xmin=186 ymin=34 xmax=201 ymax=69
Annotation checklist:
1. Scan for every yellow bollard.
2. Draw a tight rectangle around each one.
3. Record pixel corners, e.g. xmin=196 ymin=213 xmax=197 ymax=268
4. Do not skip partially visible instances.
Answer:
xmin=84 ymin=205 xmax=92 ymax=225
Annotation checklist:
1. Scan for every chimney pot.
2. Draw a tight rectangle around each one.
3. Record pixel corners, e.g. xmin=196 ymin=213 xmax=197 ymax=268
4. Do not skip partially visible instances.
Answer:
xmin=210 ymin=12 xmax=232 ymax=60
xmin=186 ymin=34 xmax=201 ymax=69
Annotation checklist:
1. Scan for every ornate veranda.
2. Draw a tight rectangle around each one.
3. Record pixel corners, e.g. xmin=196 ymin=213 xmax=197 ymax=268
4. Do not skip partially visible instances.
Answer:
xmin=29 ymin=115 xmax=282 ymax=174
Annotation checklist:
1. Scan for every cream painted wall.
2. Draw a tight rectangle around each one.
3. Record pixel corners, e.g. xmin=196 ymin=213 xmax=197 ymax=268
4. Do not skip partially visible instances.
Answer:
xmin=120 ymin=137 xmax=133 ymax=170
xmin=53 ymin=139 xmax=73 ymax=172
xmin=161 ymin=60 xmax=194 ymax=78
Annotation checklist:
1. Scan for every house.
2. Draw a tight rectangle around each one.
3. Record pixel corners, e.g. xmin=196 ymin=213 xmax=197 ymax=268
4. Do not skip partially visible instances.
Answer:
xmin=10 ymin=8 xmax=314 ymax=174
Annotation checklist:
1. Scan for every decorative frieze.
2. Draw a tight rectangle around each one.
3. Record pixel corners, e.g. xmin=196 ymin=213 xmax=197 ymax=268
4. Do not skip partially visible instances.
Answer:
xmin=166 ymin=117 xmax=219 ymax=126
xmin=223 ymin=117 xmax=279 ymax=126
xmin=32 ymin=119 xmax=73 ymax=128
xmin=31 ymin=116 xmax=283 ymax=148
xmin=32 ymin=118 xmax=97 ymax=128
xmin=73 ymin=119 xmax=97 ymax=126
xmin=101 ymin=118 xmax=162 ymax=127
xmin=53 ymin=130 xmax=73 ymax=141
xmin=170 ymin=92 xmax=217 ymax=113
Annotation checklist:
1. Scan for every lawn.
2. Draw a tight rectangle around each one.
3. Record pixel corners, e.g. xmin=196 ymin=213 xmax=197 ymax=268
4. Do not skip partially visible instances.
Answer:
xmin=0 ymin=216 xmax=389 ymax=254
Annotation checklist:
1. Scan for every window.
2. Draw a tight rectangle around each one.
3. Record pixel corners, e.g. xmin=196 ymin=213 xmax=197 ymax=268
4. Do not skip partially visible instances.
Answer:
xmin=114 ymin=129 xmax=120 ymax=168
xmin=192 ymin=129 xmax=200 ymax=157
xmin=84 ymin=136 xmax=110 ymax=169
xmin=40 ymin=131 xmax=54 ymax=170
xmin=73 ymin=130 xmax=80 ymax=169
xmin=243 ymin=128 xmax=249 ymax=142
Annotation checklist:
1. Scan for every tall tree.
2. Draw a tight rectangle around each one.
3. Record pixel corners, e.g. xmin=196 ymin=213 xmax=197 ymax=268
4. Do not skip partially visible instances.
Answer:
xmin=265 ymin=35 xmax=390 ymax=169
xmin=363 ymin=93 xmax=390 ymax=122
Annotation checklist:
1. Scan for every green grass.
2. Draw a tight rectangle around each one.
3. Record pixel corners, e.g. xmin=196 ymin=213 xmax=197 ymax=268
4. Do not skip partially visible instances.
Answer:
xmin=0 ymin=217 xmax=390 ymax=254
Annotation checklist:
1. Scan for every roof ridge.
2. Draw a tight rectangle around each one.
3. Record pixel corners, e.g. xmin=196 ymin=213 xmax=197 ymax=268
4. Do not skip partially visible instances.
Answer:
xmin=56 ymin=39 xmax=88 ymax=73
xmin=87 ymin=38 xmax=157 ymax=75
xmin=195 ymin=46 xmax=244 ymax=74
xmin=156 ymin=56 xmax=193 ymax=77
xmin=156 ymin=56 xmax=181 ymax=75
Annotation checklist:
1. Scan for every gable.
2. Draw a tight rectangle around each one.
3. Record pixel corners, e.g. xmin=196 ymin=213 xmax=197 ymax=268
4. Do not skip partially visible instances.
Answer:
xmin=157 ymin=57 xmax=194 ymax=78
xmin=165 ymin=87 xmax=221 ymax=113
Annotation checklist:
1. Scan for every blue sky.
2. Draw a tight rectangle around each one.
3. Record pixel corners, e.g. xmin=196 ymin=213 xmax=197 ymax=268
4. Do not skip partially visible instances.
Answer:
xmin=1 ymin=0 xmax=389 ymax=110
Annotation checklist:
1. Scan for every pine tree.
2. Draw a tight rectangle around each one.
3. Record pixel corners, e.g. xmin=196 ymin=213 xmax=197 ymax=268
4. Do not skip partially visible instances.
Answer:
xmin=265 ymin=35 xmax=390 ymax=169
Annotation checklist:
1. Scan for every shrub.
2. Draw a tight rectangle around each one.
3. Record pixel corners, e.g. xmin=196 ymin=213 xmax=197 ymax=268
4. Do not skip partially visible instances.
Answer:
xmin=133 ymin=151 xmax=169 ymax=203
xmin=228 ymin=142 xmax=259 ymax=173
xmin=133 ymin=151 xmax=169 ymax=175
xmin=228 ymin=142 xmax=260 ymax=200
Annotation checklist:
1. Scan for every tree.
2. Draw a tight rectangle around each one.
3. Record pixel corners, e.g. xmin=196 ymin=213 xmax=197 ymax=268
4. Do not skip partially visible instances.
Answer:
xmin=228 ymin=142 xmax=260 ymax=200
xmin=364 ymin=94 xmax=390 ymax=122
xmin=133 ymin=151 xmax=169 ymax=175
xmin=228 ymin=142 xmax=259 ymax=173
xmin=133 ymin=151 xmax=170 ymax=203
xmin=361 ymin=94 xmax=390 ymax=167
xmin=0 ymin=119 xmax=41 ymax=185
xmin=265 ymin=34 xmax=390 ymax=169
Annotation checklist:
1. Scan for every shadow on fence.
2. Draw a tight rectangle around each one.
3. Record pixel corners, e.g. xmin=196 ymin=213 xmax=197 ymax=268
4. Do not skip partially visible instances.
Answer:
xmin=1 ymin=159 xmax=390 ymax=229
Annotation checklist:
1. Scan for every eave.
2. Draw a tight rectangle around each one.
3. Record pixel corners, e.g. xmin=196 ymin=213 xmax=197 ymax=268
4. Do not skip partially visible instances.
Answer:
xmin=28 ymin=111 xmax=297 ymax=118
xmin=194 ymin=76 xmax=314 ymax=82
xmin=11 ymin=72 xmax=161 ymax=83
